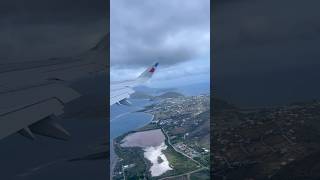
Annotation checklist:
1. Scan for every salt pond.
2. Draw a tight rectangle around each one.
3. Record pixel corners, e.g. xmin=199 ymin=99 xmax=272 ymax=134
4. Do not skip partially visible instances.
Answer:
xmin=120 ymin=129 xmax=172 ymax=177
xmin=120 ymin=129 xmax=165 ymax=148
xmin=144 ymin=142 xmax=172 ymax=177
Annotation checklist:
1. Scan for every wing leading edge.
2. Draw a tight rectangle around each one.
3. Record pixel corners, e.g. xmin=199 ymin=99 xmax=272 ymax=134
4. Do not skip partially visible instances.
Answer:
xmin=110 ymin=62 xmax=159 ymax=106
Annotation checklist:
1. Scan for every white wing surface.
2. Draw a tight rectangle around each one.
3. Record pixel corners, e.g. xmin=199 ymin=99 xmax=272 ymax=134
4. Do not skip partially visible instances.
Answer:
xmin=0 ymin=35 xmax=108 ymax=140
xmin=110 ymin=62 xmax=158 ymax=106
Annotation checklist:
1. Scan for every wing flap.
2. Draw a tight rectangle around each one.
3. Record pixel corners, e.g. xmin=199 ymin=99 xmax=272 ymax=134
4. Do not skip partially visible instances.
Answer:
xmin=0 ymin=35 xmax=108 ymax=140
xmin=110 ymin=87 xmax=135 ymax=105
xmin=0 ymin=84 xmax=81 ymax=116
xmin=0 ymin=98 xmax=64 ymax=140
xmin=19 ymin=127 xmax=35 ymax=140
xmin=0 ymin=84 xmax=80 ymax=140
xmin=29 ymin=115 xmax=70 ymax=140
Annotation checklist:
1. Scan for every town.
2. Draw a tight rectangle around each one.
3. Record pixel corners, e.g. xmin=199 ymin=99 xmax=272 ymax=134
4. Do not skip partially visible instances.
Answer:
xmin=213 ymin=99 xmax=320 ymax=179
xmin=113 ymin=94 xmax=210 ymax=179
xmin=145 ymin=94 xmax=210 ymax=167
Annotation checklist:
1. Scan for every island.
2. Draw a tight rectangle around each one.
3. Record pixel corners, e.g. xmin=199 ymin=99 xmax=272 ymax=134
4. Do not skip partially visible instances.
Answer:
xmin=112 ymin=94 xmax=210 ymax=180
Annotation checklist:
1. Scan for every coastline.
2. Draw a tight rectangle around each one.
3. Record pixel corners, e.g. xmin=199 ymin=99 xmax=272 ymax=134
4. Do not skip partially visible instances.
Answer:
xmin=110 ymin=112 xmax=155 ymax=179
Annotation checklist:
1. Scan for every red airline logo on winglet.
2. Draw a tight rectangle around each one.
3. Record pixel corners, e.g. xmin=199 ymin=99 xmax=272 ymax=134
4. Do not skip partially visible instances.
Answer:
xmin=149 ymin=67 xmax=155 ymax=73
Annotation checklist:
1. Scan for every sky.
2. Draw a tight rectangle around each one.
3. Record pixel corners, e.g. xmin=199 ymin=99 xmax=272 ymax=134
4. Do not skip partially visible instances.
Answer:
xmin=110 ymin=0 xmax=210 ymax=88
xmin=0 ymin=0 xmax=107 ymax=62
xmin=214 ymin=0 xmax=320 ymax=107
xmin=0 ymin=0 xmax=210 ymax=88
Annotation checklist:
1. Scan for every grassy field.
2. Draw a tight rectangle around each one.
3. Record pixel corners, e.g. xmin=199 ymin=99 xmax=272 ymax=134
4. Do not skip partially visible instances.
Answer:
xmin=137 ymin=122 xmax=159 ymax=131
xmin=190 ymin=169 xmax=210 ymax=180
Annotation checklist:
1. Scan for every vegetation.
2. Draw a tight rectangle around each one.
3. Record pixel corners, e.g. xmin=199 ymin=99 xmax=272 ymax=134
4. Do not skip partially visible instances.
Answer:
xmin=190 ymin=169 xmax=210 ymax=180
xmin=155 ymin=138 xmax=200 ymax=179
xmin=113 ymin=141 xmax=150 ymax=179
xmin=137 ymin=122 xmax=159 ymax=131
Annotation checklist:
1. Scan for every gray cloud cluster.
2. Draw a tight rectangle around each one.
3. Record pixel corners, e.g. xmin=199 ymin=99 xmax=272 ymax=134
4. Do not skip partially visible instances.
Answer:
xmin=215 ymin=0 xmax=320 ymax=77
xmin=0 ymin=0 xmax=106 ymax=24
xmin=110 ymin=0 xmax=210 ymax=68
xmin=0 ymin=0 xmax=107 ymax=61
xmin=215 ymin=0 xmax=320 ymax=106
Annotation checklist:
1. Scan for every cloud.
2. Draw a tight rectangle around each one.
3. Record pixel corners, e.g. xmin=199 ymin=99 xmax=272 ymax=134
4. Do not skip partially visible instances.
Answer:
xmin=0 ymin=0 xmax=106 ymax=24
xmin=214 ymin=0 xmax=320 ymax=77
xmin=110 ymin=0 xmax=210 ymax=68
xmin=0 ymin=0 xmax=107 ymax=61
xmin=214 ymin=0 xmax=320 ymax=106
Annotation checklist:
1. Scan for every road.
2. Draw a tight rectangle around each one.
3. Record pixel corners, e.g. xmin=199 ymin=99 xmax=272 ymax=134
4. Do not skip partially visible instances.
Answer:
xmin=159 ymin=167 xmax=206 ymax=180
xmin=159 ymin=127 xmax=209 ymax=180
xmin=161 ymin=127 xmax=203 ymax=167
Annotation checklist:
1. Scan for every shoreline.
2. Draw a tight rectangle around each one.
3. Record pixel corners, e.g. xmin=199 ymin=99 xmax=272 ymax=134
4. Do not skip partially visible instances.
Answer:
xmin=111 ymin=95 xmax=210 ymax=179
xmin=110 ymin=112 xmax=155 ymax=179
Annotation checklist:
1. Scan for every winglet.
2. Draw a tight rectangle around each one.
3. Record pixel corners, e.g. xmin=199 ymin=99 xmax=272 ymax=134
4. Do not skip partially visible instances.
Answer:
xmin=137 ymin=62 xmax=159 ymax=82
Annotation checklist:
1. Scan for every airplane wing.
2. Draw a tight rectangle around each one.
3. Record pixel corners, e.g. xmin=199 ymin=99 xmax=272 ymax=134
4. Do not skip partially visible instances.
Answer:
xmin=110 ymin=62 xmax=158 ymax=106
xmin=0 ymin=35 xmax=108 ymax=140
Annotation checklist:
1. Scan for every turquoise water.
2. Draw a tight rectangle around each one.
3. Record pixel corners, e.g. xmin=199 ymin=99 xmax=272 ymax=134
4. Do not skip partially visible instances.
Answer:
xmin=110 ymin=82 xmax=210 ymax=139
xmin=110 ymin=112 xmax=152 ymax=139
xmin=110 ymin=99 xmax=154 ymax=139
